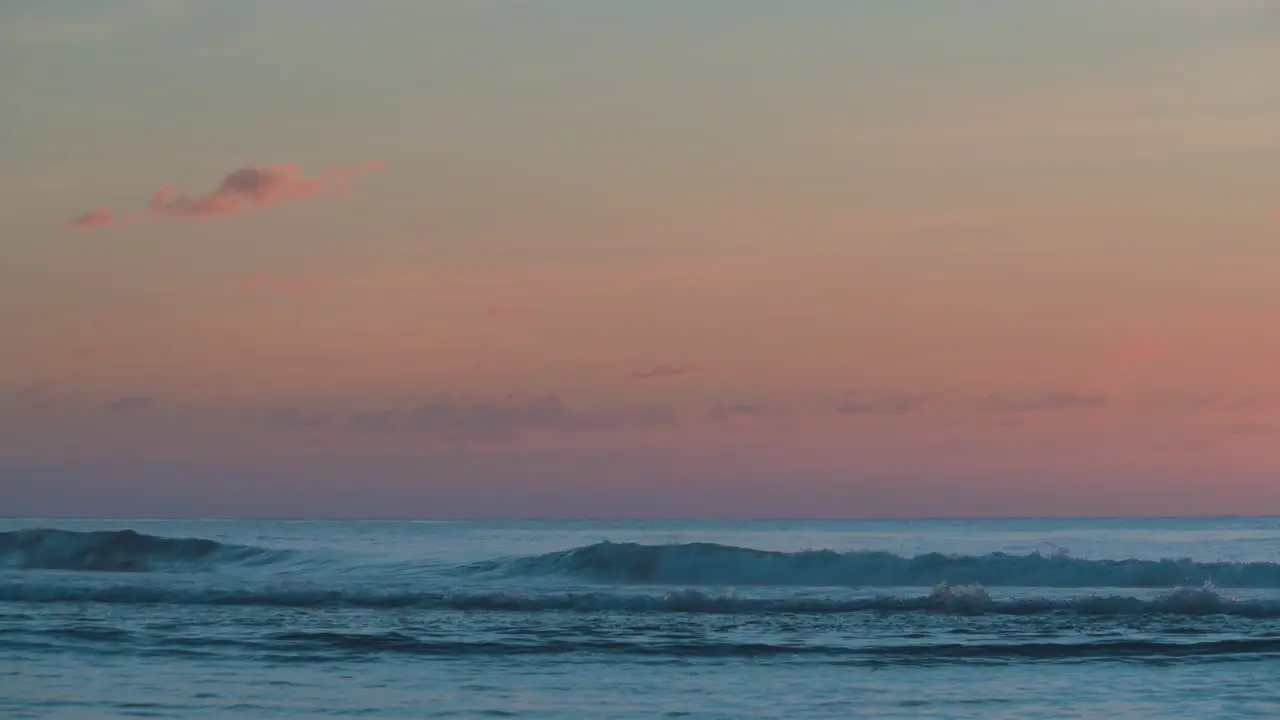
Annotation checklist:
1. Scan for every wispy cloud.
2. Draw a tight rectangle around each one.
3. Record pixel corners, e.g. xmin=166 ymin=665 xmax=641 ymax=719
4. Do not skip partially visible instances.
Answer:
xmin=1223 ymin=422 xmax=1277 ymax=437
xmin=1134 ymin=391 xmax=1220 ymax=412
xmin=706 ymin=401 xmax=789 ymax=422
xmin=350 ymin=393 xmax=672 ymax=440
xmin=10 ymin=382 xmax=58 ymax=411
xmin=836 ymin=391 xmax=926 ymax=415
xmin=103 ymin=396 xmax=155 ymax=415
xmin=269 ymin=407 xmax=329 ymax=429
xmin=984 ymin=391 xmax=1108 ymax=413
xmin=628 ymin=363 xmax=707 ymax=381
xmin=68 ymin=207 xmax=113 ymax=228
xmin=68 ymin=161 xmax=383 ymax=228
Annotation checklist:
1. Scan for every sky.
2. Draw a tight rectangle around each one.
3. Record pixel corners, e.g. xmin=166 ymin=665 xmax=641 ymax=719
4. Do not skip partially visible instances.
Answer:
xmin=2 ymin=1 xmax=1279 ymax=518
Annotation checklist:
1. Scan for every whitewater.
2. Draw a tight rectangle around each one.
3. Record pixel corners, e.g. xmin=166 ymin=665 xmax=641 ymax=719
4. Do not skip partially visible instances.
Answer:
xmin=4 ymin=518 xmax=1280 ymax=718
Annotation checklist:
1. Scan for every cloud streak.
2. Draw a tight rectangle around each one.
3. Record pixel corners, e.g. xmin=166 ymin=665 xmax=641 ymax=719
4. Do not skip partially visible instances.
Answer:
xmin=706 ymin=401 xmax=789 ymax=422
xmin=269 ymin=407 xmax=329 ymax=429
xmin=1224 ymin=422 xmax=1276 ymax=437
xmin=10 ymin=382 xmax=59 ymax=411
xmin=351 ymin=393 xmax=673 ymax=441
xmin=984 ymin=391 xmax=1108 ymax=413
xmin=68 ymin=207 xmax=113 ymax=228
xmin=68 ymin=161 xmax=383 ymax=228
xmin=836 ymin=391 xmax=926 ymax=415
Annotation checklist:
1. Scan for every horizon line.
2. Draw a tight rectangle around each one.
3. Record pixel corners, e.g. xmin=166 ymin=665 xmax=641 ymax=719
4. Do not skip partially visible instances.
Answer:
xmin=3 ymin=514 xmax=1278 ymax=522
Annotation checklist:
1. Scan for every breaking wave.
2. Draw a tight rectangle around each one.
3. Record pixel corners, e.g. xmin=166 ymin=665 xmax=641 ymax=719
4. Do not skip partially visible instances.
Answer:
xmin=0 ymin=529 xmax=288 ymax=572
xmin=1 ymin=581 xmax=1273 ymax=617
xmin=478 ymin=541 xmax=1280 ymax=589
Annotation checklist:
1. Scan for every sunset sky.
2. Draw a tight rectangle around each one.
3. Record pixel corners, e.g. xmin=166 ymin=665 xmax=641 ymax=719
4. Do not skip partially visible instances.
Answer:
xmin=3 ymin=1 xmax=1279 ymax=517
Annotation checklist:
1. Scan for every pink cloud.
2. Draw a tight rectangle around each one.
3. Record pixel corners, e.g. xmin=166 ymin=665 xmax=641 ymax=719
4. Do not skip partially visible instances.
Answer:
xmin=629 ymin=363 xmax=708 ymax=381
xmin=68 ymin=207 xmax=113 ymax=228
xmin=68 ymin=161 xmax=382 ymax=228
xmin=148 ymin=163 xmax=370 ymax=219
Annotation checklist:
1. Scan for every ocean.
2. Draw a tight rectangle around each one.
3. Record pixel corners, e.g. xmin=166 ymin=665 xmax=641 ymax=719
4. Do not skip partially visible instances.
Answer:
xmin=3 ymin=517 xmax=1280 ymax=719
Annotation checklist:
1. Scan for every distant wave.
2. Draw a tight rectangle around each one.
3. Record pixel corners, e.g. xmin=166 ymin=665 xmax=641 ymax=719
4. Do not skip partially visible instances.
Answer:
xmin=0 ymin=529 xmax=288 ymax=572
xmin=222 ymin=633 xmax=1280 ymax=661
xmin=4 ymin=581 xmax=1277 ymax=618
xmin=229 ymin=632 xmax=1280 ymax=662
xmin=476 ymin=541 xmax=1280 ymax=589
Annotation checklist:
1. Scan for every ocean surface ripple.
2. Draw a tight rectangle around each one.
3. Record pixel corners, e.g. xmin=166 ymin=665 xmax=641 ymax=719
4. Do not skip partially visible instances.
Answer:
xmin=6 ymin=518 xmax=1280 ymax=719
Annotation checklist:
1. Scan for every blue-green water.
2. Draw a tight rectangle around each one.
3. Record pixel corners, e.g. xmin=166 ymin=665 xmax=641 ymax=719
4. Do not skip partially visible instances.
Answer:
xmin=5 ymin=517 xmax=1280 ymax=718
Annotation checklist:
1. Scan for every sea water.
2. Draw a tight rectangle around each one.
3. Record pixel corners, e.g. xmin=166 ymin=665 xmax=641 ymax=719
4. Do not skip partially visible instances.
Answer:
xmin=4 ymin=517 xmax=1280 ymax=718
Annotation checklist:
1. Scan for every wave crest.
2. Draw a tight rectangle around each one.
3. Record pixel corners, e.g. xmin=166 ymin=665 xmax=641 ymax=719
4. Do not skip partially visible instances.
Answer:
xmin=479 ymin=541 xmax=1280 ymax=588
xmin=0 ymin=582 xmax=1270 ymax=617
xmin=0 ymin=529 xmax=285 ymax=572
